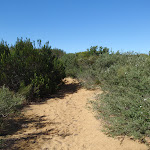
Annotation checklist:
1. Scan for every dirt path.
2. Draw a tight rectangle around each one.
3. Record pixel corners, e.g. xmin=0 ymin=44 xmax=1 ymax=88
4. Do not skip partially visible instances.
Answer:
xmin=7 ymin=78 xmax=148 ymax=150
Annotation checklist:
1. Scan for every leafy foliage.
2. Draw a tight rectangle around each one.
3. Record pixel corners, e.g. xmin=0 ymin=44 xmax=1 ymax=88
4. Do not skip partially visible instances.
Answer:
xmin=0 ymin=38 xmax=65 ymax=99
xmin=0 ymin=86 xmax=24 ymax=118
xmin=0 ymin=38 xmax=66 ymax=144
xmin=1 ymin=38 xmax=149 ymax=144
xmin=0 ymin=40 xmax=10 ymax=57
xmin=51 ymin=48 xmax=66 ymax=58
xmin=63 ymin=47 xmax=150 ymax=142
xmin=0 ymin=86 xmax=24 ymax=134
xmin=60 ymin=53 xmax=79 ymax=77
xmin=91 ymin=53 xmax=150 ymax=141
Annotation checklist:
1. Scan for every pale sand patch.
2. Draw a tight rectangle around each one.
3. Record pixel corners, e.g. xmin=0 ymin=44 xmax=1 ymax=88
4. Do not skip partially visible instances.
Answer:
xmin=6 ymin=77 xmax=148 ymax=150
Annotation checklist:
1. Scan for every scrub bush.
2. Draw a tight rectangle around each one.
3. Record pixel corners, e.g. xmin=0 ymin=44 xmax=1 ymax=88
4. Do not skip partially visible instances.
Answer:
xmin=91 ymin=53 xmax=150 ymax=141
xmin=0 ymin=86 xmax=24 ymax=134
xmin=0 ymin=38 xmax=65 ymax=99
xmin=60 ymin=53 xmax=79 ymax=77
xmin=63 ymin=47 xmax=150 ymax=142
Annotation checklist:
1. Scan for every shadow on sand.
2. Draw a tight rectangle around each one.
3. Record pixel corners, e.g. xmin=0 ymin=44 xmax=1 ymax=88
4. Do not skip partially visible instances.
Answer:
xmin=50 ymin=80 xmax=81 ymax=99
xmin=0 ymin=115 xmax=62 ymax=150
xmin=0 ymin=78 xmax=81 ymax=150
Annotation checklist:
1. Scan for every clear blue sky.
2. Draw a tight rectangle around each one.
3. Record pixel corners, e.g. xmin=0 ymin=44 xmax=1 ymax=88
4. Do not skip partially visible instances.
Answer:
xmin=0 ymin=0 xmax=150 ymax=53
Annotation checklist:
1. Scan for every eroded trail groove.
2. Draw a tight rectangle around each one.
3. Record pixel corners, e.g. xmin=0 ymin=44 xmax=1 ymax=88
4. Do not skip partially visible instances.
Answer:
xmin=7 ymin=78 xmax=148 ymax=150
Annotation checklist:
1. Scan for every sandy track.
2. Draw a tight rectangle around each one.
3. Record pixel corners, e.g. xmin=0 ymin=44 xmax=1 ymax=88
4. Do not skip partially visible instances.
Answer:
xmin=7 ymin=78 xmax=148 ymax=150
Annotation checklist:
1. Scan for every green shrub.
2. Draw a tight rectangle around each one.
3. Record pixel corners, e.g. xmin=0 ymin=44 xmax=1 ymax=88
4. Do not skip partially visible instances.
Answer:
xmin=51 ymin=48 xmax=66 ymax=58
xmin=60 ymin=53 xmax=79 ymax=77
xmin=65 ymin=47 xmax=150 ymax=142
xmin=0 ymin=86 xmax=24 ymax=132
xmin=0 ymin=38 xmax=65 ymax=100
xmin=89 ymin=52 xmax=150 ymax=141
xmin=0 ymin=86 xmax=24 ymax=117
xmin=0 ymin=40 xmax=10 ymax=57
xmin=93 ymin=91 xmax=150 ymax=140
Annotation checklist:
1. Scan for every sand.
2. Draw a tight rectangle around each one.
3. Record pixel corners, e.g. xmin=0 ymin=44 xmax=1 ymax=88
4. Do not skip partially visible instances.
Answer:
xmin=6 ymin=78 xmax=148 ymax=150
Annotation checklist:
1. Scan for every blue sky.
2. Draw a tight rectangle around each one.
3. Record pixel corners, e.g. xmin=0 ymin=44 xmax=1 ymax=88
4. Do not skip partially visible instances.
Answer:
xmin=0 ymin=0 xmax=150 ymax=53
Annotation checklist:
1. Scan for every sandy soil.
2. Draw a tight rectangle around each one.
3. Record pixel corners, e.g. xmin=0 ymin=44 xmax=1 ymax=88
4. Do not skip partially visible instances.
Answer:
xmin=6 ymin=78 xmax=148 ymax=150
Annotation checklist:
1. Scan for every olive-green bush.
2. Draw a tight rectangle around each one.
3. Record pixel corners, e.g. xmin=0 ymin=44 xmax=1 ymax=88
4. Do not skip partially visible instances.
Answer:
xmin=92 ymin=53 xmax=150 ymax=141
xmin=60 ymin=53 xmax=79 ymax=77
xmin=0 ymin=86 xmax=24 ymax=134
xmin=63 ymin=47 xmax=150 ymax=142
xmin=0 ymin=38 xmax=65 ymax=99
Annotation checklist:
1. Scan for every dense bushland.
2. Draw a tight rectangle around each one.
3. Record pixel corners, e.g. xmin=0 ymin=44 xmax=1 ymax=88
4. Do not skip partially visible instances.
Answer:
xmin=91 ymin=53 xmax=150 ymax=142
xmin=0 ymin=38 xmax=65 ymax=99
xmin=0 ymin=38 xmax=149 ymax=145
xmin=60 ymin=53 xmax=79 ymax=77
xmin=62 ymin=47 xmax=150 ymax=143
xmin=60 ymin=46 xmax=109 ymax=78
xmin=0 ymin=38 xmax=65 ymax=140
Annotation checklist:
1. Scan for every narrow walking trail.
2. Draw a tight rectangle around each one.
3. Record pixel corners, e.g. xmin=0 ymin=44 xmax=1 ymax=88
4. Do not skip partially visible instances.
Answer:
xmin=7 ymin=78 xmax=148 ymax=150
